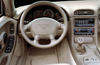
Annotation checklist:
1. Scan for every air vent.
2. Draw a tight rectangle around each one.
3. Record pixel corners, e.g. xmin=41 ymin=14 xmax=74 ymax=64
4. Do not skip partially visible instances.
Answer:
xmin=74 ymin=9 xmax=94 ymax=15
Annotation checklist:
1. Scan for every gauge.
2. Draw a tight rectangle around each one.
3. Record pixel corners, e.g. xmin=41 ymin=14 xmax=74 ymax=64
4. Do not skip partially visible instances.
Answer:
xmin=43 ymin=9 xmax=54 ymax=18
xmin=26 ymin=14 xmax=33 ymax=21
xmin=55 ymin=12 xmax=64 ymax=23
xmin=55 ymin=12 xmax=61 ymax=20
xmin=33 ymin=10 xmax=43 ymax=19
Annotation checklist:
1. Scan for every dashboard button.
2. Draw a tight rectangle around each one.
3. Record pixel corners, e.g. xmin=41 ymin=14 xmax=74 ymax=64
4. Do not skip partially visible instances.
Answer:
xmin=5 ymin=36 xmax=14 ymax=53
xmin=10 ymin=23 xmax=14 ymax=34
xmin=84 ymin=37 xmax=93 ymax=43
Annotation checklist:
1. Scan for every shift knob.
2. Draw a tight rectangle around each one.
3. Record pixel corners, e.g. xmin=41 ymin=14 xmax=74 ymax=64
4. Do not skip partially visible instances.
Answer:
xmin=76 ymin=44 xmax=86 ymax=54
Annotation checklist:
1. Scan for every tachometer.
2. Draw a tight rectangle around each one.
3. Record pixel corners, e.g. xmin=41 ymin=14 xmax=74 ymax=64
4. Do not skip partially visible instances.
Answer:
xmin=43 ymin=9 xmax=54 ymax=18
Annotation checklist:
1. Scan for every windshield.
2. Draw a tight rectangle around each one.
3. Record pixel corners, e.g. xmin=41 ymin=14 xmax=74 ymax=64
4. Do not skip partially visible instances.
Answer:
xmin=14 ymin=0 xmax=82 ymax=7
xmin=14 ymin=0 xmax=99 ymax=7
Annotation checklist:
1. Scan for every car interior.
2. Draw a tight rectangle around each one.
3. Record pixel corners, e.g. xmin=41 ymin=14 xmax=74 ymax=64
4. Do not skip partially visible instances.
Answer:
xmin=0 ymin=0 xmax=100 ymax=65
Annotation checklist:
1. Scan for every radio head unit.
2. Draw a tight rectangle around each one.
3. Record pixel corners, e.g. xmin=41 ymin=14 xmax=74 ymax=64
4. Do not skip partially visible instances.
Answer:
xmin=74 ymin=18 xmax=95 ymax=27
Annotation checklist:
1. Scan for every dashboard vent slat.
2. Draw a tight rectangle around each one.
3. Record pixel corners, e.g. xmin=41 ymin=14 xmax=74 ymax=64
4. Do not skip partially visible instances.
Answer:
xmin=74 ymin=9 xmax=94 ymax=15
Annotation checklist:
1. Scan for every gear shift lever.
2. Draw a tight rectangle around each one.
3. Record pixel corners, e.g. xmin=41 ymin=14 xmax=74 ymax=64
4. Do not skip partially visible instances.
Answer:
xmin=76 ymin=44 xmax=86 ymax=54
xmin=75 ymin=37 xmax=86 ymax=54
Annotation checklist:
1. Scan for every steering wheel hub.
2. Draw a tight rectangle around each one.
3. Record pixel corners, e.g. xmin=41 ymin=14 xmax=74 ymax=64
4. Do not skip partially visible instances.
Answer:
xmin=30 ymin=18 xmax=59 ymax=36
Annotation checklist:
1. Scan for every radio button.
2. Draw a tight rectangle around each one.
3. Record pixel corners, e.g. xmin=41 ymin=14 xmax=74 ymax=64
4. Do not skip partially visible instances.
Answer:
xmin=84 ymin=37 xmax=93 ymax=43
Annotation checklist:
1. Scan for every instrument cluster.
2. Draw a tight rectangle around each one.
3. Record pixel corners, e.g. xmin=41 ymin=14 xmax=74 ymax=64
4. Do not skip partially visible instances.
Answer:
xmin=24 ymin=6 xmax=64 ymax=24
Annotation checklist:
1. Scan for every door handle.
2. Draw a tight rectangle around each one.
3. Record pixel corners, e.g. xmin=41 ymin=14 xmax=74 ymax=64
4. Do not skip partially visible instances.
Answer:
xmin=0 ymin=32 xmax=6 ymax=50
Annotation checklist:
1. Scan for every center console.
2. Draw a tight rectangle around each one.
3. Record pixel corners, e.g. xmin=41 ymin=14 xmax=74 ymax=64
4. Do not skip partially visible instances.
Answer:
xmin=73 ymin=18 xmax=95 ymax=44
xmin=70 ymin=9 xmax=100 ymax=65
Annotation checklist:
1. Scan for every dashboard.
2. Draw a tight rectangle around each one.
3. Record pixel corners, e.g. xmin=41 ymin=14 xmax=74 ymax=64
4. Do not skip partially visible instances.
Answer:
xmin=17 ymin=1 xmax=100 ymax=42
xmin=24 ymin=5 xmax=64 ymax=25
xmin=0 ymin=1 xmax=100 ymax=65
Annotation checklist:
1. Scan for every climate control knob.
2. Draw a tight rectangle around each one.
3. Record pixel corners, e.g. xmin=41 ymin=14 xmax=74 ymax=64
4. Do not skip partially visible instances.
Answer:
xmin=75 ymin=37 xmax=93 ymax=44
xmin=75 ymin=37 xmax=84 ymax=44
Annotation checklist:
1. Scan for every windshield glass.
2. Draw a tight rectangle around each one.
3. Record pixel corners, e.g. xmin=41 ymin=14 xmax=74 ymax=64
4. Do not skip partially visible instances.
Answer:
xmin=14 ymin=0 xmax=99 ymax=7
xmin=14 ymin=0 xmax=82 ymax=7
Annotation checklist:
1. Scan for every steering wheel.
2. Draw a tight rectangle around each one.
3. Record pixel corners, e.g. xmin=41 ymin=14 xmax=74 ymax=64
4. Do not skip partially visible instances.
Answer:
xmin=20 ymin=1 xmax=68 ymax=48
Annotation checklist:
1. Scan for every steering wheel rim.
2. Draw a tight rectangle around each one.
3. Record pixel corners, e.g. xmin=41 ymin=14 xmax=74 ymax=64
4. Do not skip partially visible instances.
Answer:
xmin=20 ymin=1 xmax=68 ymax=48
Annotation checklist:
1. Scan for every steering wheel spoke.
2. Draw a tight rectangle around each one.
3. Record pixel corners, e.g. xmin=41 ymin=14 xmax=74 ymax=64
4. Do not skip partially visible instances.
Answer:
xmin=30 ymin=34 xmax=39 ymax=42
xmin=31 ymin=35 xmax=39 ymax=45
xmin=56 ymin=21 xmax=65 ymax=30
xmin=24 ymin=22 xmax=31 ymax=31
xmin=59 ymin=23 xmax=66 ymax=30
xmin=49 ymin=34 xmax=56 ymax=41
xmin=34 ymin=35 xmax=39 ymax=41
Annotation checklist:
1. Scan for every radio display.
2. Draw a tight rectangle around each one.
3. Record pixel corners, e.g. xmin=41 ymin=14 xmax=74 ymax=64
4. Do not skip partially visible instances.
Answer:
xmin=74 ymin=28 xmax=94 ymax=35
xmin=74 ymin=18 xmax=95 ymax=27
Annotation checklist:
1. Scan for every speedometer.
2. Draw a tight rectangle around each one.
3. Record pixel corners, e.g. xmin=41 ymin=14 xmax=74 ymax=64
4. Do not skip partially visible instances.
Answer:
xmin=33 ymin=10 xmax=43 ymax=19
xmin=43 ymin=9 xmax=54 ymax=18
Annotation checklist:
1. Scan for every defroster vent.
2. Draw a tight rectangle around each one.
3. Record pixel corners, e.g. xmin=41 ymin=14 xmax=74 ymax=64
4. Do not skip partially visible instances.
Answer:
xmin=74 ymin=9 xmax=94 ymax=15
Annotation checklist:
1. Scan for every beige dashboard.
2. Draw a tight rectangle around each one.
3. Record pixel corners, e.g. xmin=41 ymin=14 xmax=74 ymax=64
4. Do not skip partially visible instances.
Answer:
xmin=0 ymin=1 xmax=100 ymax=65
xmin=15 ymin=1 xmax=100 ymax=18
